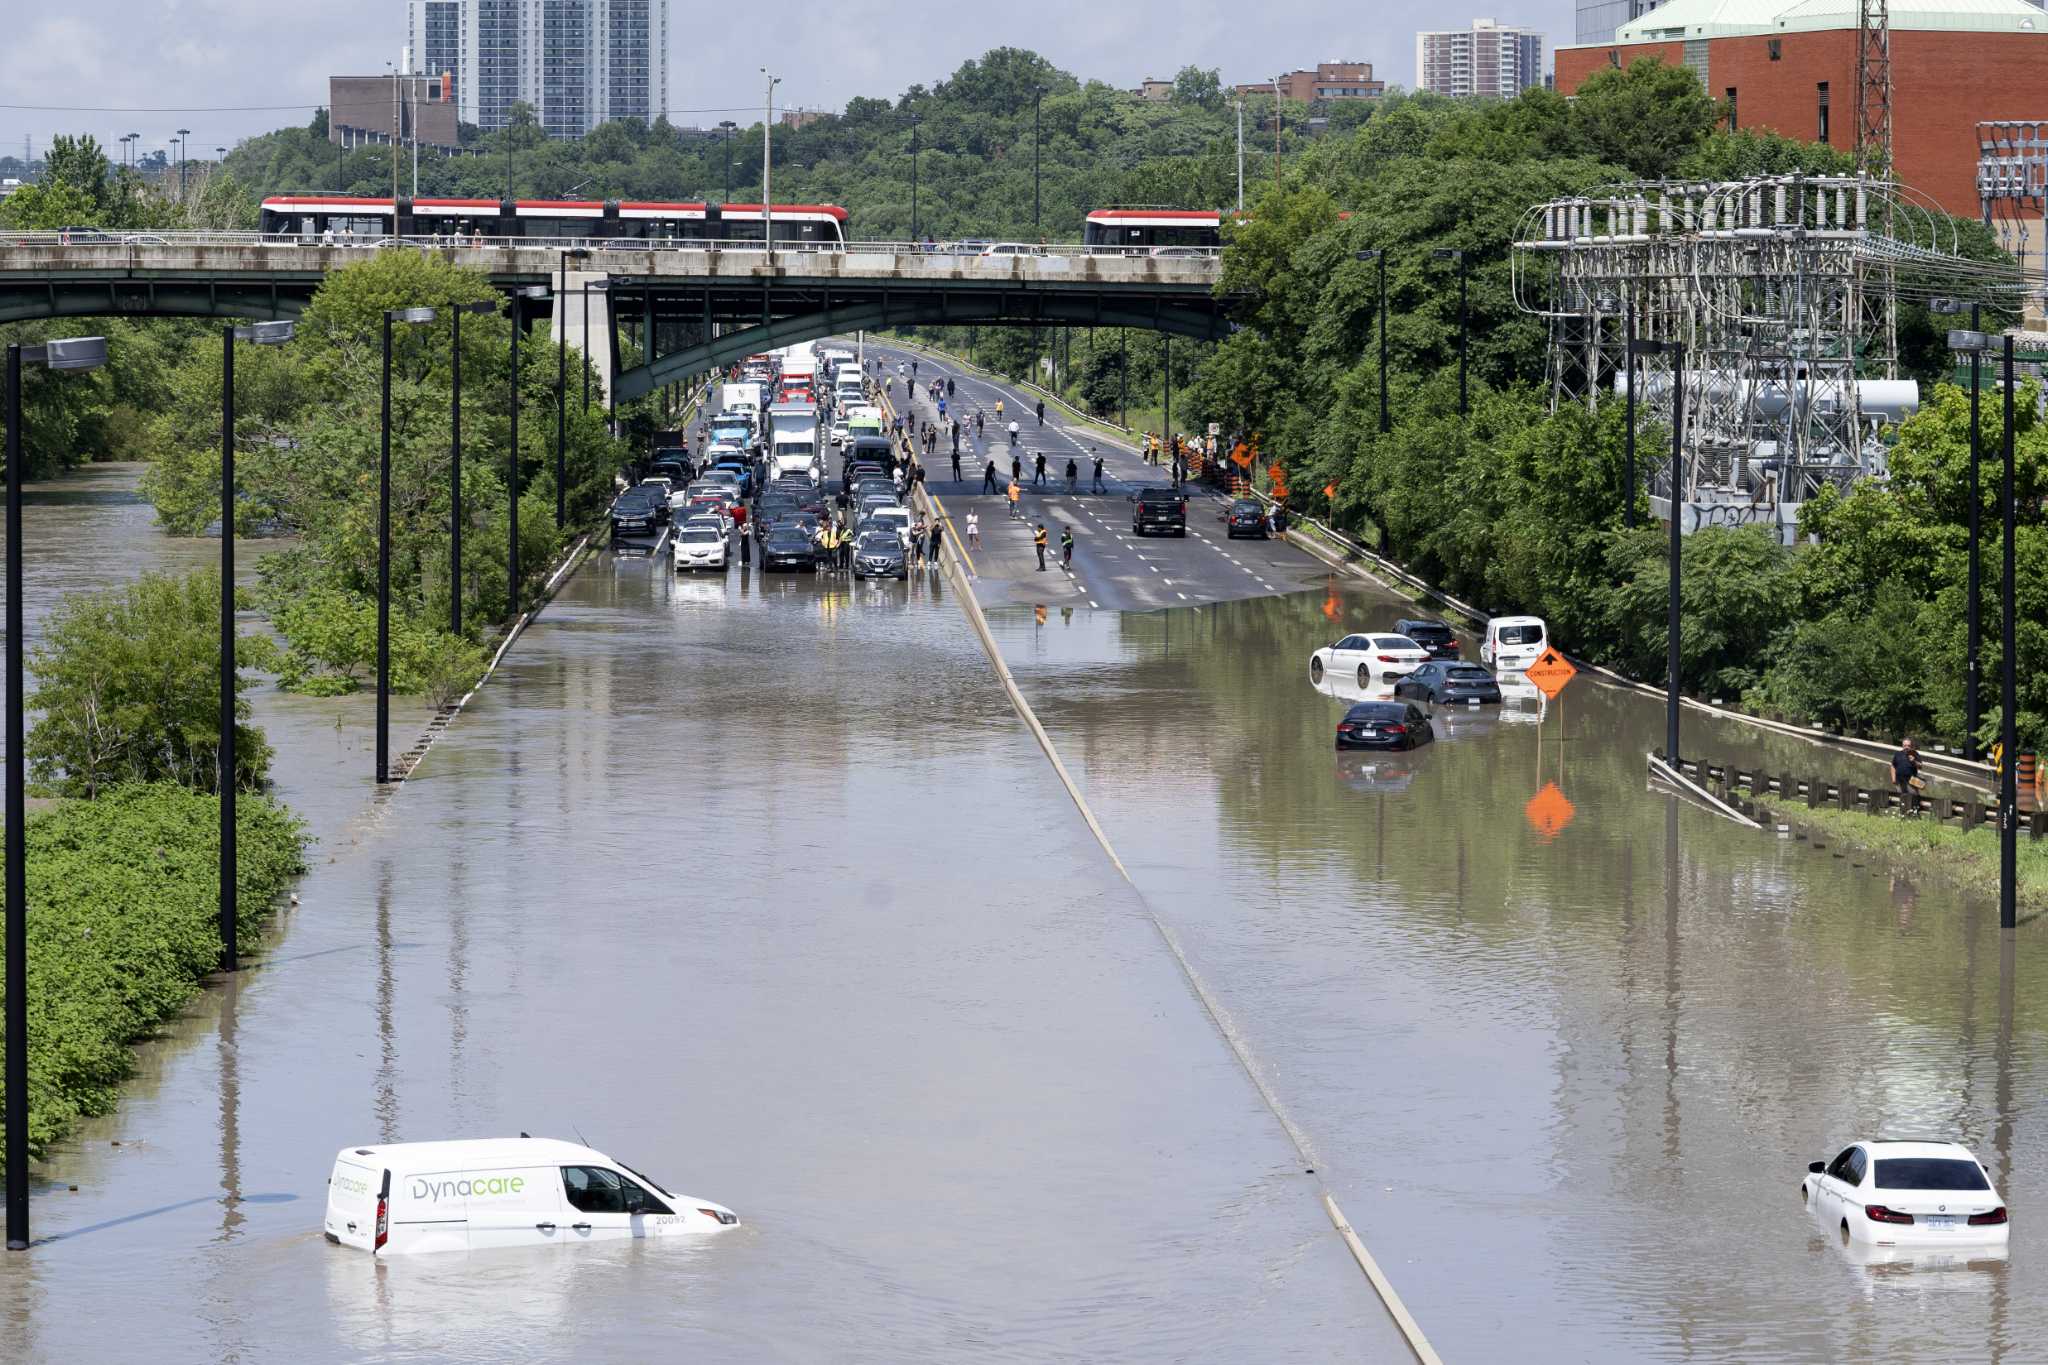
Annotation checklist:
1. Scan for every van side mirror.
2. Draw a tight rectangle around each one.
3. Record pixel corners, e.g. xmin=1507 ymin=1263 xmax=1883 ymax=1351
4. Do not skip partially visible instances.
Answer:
xmin=1808 ymin=1161 xmax=1825 ymax=1174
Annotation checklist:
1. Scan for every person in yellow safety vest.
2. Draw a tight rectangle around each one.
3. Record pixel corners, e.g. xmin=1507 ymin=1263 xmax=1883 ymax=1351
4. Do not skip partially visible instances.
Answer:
xmin=994 ymin=398 xmax=1004 ymax=418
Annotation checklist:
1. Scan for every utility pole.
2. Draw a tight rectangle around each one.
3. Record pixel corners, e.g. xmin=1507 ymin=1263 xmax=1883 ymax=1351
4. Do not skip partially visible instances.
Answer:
xmin=2000 ymin=334 xmax=2018 ymax=930
xmin=1272 ymin=78 xmax=1284 ymax=186
xmin=760 ymin=69 xmax=779 ymax=265
xmin=177 ymin=128 xmax=190 ymax=202
xmin=1033 ymin=85 xmax=1046 ymax=233
xmin=718 ymin=120 xmax=736 ymax=200
xmin=389 ymin=62 xmax=400 ymax=214
xmin=1235 ymin=99 xmax=1244 ymax=212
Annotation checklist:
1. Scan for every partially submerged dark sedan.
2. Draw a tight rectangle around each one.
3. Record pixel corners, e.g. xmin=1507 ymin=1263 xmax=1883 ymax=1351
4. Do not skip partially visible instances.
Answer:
xmin=760 ymin=526 xmax=818 ymax=572
xmin=1334 ymin=700 xmax=1434 ymax=751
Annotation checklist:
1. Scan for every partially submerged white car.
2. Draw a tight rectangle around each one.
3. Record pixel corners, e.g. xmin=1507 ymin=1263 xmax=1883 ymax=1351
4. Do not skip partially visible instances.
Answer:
xmin=1308 ymin=633 xmax=1430 ymax=689
xmin=1803 ymin=1140 xmax=2008 ymax=1247
xmin=326 ymin=1137 xmax=738 ymax=1256
xmin=672 ymin=525 xmax=729 ymax=572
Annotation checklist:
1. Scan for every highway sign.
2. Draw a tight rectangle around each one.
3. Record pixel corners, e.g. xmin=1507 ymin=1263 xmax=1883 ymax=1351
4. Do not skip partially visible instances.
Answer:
xmin=1524 ymin=647 xmax=1577 ymax=699
xmin=1208 ymin=422 xmax=1220 ymax=437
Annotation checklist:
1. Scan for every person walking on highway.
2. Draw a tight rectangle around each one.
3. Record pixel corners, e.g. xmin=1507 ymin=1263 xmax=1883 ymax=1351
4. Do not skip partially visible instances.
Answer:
xmin=1091 ymin=450 xmax=1106 ymax=494
xmin=1033 ymin=451 xmax=1047 ymax=488
xmin=994 ymin=398 xmax=1004 ymax=419
xmin=1007 ymin=478 xmax=1022 ymax=520
xmin=1034 ymin=522 xmax=1049 ymax=571
xmin=1064 ymin=457 xmax=1078 ymax=493
xmin=909 ymin=515 xmax=927 ymax=569
xmin=946 ymin=377 xmax=955 ymax=398
xmin=735 ymin=512 xmax=752 ymax=567
xmin=1008 ymin=420 xmax=1020 ymax=448
xmin=950 ymin=445 xmax=963 ymax=482
xmin=893 ymin=464 xmax=906 ymax=496
xmin=1010 ymin=453 xmax=1022 ymax=486
xmin=975 ymin=412 xmax=984 ymax=439
xmin=927 ymin=518 xmax=943 ymax=570
xmin=1035 ymin=398 xmax=1045 ymax=427
xmin=1060 ymin=526 xmax=1074 ymax=570
xmin=966 ymin=510 xmax=980 ymax=550
xmin=982 ymin=459 xmax=999 ymax=494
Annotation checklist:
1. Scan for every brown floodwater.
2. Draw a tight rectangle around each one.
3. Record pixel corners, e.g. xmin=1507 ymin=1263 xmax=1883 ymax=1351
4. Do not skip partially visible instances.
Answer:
xmin=987 ymin=577 xmax=2044 ymax=1362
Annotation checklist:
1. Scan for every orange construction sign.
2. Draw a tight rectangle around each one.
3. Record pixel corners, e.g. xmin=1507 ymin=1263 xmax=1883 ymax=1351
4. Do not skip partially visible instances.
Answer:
xmin=1523 ymin=646 xmax=1577 ymax=699
xmin=1230 ymin=442 xmax=1253 ymax=468
xmin=1524 ymin=781 xmax=1575 ymax=841
xmin=1324 ymin=483 xmax=1337 ymax=500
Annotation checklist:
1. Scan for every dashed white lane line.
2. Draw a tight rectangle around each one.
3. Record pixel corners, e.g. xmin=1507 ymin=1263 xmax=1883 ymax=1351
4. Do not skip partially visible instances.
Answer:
xmin=1177 ymin=591 xmax=1188 ymax=600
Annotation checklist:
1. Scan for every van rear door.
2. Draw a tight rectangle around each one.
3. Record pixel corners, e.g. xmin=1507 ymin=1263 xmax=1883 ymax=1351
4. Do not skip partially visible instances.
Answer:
xmin=324 ymin=1150 xmax=386 ymax=1252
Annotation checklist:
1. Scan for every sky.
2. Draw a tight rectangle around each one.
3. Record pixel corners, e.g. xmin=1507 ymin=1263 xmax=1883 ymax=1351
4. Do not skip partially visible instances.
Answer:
xmin=1 ymin=1 xmax=1573 ymax=167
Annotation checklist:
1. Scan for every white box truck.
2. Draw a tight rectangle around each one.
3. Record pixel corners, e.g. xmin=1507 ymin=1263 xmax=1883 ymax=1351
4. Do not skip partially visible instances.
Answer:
xmin=324 ymin=1137 xmax=737 ymax=1255
xmin=766 ymin=400 xmax=821 ymax=483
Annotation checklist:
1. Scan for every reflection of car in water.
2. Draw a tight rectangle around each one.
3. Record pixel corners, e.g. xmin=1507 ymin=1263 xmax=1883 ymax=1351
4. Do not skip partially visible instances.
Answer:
xmin=1334 ymin=748 xmax=1428 ymax=794
xmin=1494 ymin=672 xmax=1549 ymax=725
xmin=1309 ymin=669 xmax=1397 ymax=705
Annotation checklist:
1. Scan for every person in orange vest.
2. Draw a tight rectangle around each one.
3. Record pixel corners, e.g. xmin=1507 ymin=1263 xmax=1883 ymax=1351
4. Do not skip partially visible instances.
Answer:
xmin=1007 ymin=478 xmax=1022 ymax=520
xmin=1033 ymin=522 xmax=1049 ymax=571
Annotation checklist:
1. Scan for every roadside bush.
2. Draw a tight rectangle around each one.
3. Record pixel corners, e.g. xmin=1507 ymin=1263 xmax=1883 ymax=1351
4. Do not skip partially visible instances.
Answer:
xmin=269 ymin=583 xmax=486 ymax=704
xmin=28 ymin=570 xmax=275 ymax=798
xmin=0 ymin=784 xmax=307 ymax=1160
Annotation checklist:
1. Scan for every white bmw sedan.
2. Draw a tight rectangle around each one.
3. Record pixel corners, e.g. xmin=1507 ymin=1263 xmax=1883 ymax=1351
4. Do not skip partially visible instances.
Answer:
xmin=1803 ymin=1140 xmax=2009 ymax=1246
xmin=1309 ymin=634 xmax=1431 ymax=690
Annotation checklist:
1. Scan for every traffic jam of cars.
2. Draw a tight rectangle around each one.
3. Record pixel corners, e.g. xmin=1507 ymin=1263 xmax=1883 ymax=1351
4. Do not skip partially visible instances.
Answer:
xmin=605 ymin=341 xmax=915 ymax=584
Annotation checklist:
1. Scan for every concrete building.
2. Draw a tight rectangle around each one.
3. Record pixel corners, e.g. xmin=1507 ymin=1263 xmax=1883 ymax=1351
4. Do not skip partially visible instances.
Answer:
xmin=329 ymin=73 xmax=461 ymax=151
xmin=1134 ymin=78 xmax=1174 ymax=100
xmin=1416 ymin=19 xmax=1546 ymax=98
xmin=425 ymin=0 xmax=667 ymax=137
xmin=1230 ymin=62 xmax=1386 ymax=102
xmin=1553 ymin=0 xmax=2048 ymax=217
xmin=1578 ymin=0 xmax=1670 ymax=44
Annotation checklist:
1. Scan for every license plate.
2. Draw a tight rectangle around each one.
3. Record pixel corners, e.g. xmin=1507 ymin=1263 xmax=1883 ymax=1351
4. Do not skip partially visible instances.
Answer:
xmin=1921 ymin=1215 xmax=1960 ymax=1229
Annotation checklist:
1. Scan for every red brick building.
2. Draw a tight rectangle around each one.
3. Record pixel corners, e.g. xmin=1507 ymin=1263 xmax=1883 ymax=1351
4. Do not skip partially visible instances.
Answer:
xmin=1554 ymin=0 xmax=2048 ymax=217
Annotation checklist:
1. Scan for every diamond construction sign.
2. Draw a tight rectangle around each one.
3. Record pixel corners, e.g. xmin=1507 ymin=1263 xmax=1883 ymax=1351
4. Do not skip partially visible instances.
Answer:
xmin=1523 ymin=647 xmax=1578 ymax=700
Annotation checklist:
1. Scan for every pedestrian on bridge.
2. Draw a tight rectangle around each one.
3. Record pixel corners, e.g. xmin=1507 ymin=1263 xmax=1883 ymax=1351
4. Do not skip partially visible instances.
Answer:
xmin=1034 ymin=523 xmax=1049 ymax=571
xmin=1060 ymin=527 xmax=1074 ymax=570
xmin=946 ymin=378 xmax=955 ymax=398
xmin=975 ymin=412 xmax=984 ymax=439
xmin=1033 ymin=452 xmax=1048 ymax=488
xmin=983 ymin=459 xmax=1000 ymax=494
xmin=1008 ymin=479 xmax=1023 ymax=520
xmin=1008 ymin=420 xmax=1021 ymax=448
xmin=1091 ymin=451 xmax=1106 ymax=494
xmin=966 ymin=510 xmax=980 ymax=549
xmin=951 ymin=446 xmax=963 ymax=482
xmin=1011 ymin=453 xmax=1022 ymax=486
xmin=1036 ymin=398 xmax=1045 ymax=427
xmin=1064 ymin=457 xmax=1078 ymax=493
xmin=927 ymin=518 xmax=944 ymax=570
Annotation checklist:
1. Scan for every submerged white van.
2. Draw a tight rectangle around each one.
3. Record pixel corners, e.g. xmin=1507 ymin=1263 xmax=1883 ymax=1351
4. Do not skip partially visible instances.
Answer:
xmin=324 ymin=1137 xmax=737 ymax=1255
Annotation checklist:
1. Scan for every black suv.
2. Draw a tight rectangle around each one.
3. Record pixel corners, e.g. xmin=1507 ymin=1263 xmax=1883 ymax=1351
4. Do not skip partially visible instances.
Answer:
xmin=1395 ymin=617 xmax=1460 ymax=661
xmin=1131 ymin=488 xmax=1187 ymax=537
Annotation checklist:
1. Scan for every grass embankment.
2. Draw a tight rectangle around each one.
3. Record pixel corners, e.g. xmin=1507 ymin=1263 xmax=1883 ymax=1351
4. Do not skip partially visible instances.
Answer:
xmin=1 ymin=784 xmax=307 ymax=1161
xmin=1783 ymin=803 xmax=2048 ymax=918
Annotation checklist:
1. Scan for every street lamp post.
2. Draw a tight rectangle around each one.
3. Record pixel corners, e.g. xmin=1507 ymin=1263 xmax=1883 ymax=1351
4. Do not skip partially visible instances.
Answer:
xmin=219 ymin=321 xmax=293 ymax=975
xmin=6 ymin=334 xmax=108 ymax=1252
xmin=1432 ymin=248 xmax=1468 ymax=417
xmin=556 ymin=248 xmax=591 ymax=528
xmin=1354 ymin=250 xmax=1389 ymax=434
xmin=909 ymin=113 xmax=921 ymax=243
xmin=1033 ymin=86 xmax=1046 ymax=234
xmin=379 ymin=308 xmax=438 ymax=785
xmin=1945 ymin=315 xmax=1990 ymax=761
xmin=508 ymin=286 xmax=548 ymax=613
xmin=1631 ymin=337 xmax=1687 ymax=764
xmin=448 ymin=301 xmax=496 ymax=638
xmin=1271 ymin=79 xmax=1283 ymax=186
xmin=177 ymin=129 xmax=191 ymax=201
xmin=2000 ymin=334 xmax=2019 ymax=930
xmin=1235 ymin=98 xmax=1244 ymax=213
xmin=760 ymin=68 xmax=780 ymax=267
xmin=1624 ymin=304 xmax=1638 ymax=529
xmin=718 ymin=121 xmax=736 ymax=202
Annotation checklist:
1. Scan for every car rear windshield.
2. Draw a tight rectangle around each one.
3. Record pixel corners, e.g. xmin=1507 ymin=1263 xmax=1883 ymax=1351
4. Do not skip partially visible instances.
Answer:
xmin=1343 ymin=703 xmax=1408 ymax=721
xmin=1873 ymin=1158 xmax=1990 ymax=1191
xmin=1446 ymin=666 xmax=1492 ymax=680
xmin=1232 ymin=501 xmax=1260 ymax=514
xmin=1500 ymin=624 xmax=1544 ymax=645
xmin=1138 ymin=490 xmax=1183 ymax=505
xmin=1374 ymin=636 xmax=1422 ymax=651
xmin=1405 ymin=622 xmax=1452 ymax=641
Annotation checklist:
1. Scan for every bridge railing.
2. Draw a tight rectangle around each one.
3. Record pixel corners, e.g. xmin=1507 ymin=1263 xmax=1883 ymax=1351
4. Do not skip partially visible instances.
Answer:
xmin=0 ymin=229 xmax=1220 ymax=262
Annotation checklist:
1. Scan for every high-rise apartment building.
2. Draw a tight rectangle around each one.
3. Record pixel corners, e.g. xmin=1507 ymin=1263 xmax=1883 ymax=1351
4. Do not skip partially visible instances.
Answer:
xmin=1415 ymin=19 xmax=1545 ymax=99
xmin=419 ymin=0 xmax=665 ymax=138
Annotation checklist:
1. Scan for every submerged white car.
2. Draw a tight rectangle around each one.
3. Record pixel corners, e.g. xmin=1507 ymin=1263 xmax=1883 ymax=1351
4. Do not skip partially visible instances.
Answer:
xmin=672 ymin=525 xmax=729 ymax=571
xmin=326 ymin=1137 xmax=738 ymax=1256
xmin=1803 ymin=1140 xmax=2008 ymax=1247
xmin=1308 ymin=633 xmax=1430 ymax=689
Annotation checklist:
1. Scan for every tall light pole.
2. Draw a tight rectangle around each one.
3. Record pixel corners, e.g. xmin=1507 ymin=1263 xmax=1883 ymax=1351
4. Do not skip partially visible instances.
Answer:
xmin=1354 ymin=250 xmax=1389 ymax=434
xmin=1033 ymin=85 xmax=1046 ymax=234
xmin=1235 ymin=98 xmax=1244 ymax=212
xmin=379 ymin=307 xmax=437 ymax=785
xmin=1937 ymin=300 xmax=1987 ymax=760
xmin=1432 ymin=248 xmax=1468 ymax=416
xmin=177 ymin=129 xmax=191 ymax=202
xmin=557 ymin=248 xmax=591 ymax=527
xmin=1632 ymin=337 xmax=1687 ymax=764
xmin=909 ymin=112 xmax=921 ymax=242
xmin=448 ymin=301 xmax=496 ymax=637
xmin=717 ymin=120 xmax=736 ymax=201
xmin=1271 ymin=79 xmax=1283 ymax=186
xmin=760 ymin=68 xmax=780 ymax=266
xmin=508 ymin=286 xmax=549 ymax=613
xmin=1999 ymin=333 xmax=2018 ymax=931
xmin=5 ymin=333 xmax=108 ymax=1252
xmin=219 ymin=322 xmax=292 ymax=973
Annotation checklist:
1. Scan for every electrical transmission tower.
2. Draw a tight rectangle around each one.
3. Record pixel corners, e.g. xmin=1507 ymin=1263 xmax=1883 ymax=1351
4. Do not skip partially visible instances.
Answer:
xmin=1513 ymin=175 xmax=1969 ymax=529
xmin=1856 ymin=0 xmax=1898 ymax=374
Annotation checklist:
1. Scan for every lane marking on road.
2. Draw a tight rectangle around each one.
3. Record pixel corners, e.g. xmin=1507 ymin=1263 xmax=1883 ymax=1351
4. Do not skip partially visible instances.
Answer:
xmin=1177 ymin=591 xmax=1188 ymax=600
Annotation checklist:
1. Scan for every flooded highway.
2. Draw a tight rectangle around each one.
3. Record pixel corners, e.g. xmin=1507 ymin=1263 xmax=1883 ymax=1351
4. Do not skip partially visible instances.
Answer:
xmin=990 ymin=580 xmax=2048 ymax=1362
xmin=0 ymin=543 xmax=1400 ymax=1360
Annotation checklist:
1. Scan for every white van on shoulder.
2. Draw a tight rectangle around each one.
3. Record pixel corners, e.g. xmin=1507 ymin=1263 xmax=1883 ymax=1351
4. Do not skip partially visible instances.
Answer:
xmin=324 ymin=1137 xmax=737 ymax=1256
xmin=1480 ymin=615 xmax=1548 ymax=672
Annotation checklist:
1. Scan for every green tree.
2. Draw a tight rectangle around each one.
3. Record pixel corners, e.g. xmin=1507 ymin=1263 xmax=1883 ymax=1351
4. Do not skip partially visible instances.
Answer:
xmin=1571 ymin=59 xmax=1723 ymax=179
xmin=1172 ymin=66 xmax=1223 ymax=110
xmin=27 ymin=570 xmax=274 ymax=798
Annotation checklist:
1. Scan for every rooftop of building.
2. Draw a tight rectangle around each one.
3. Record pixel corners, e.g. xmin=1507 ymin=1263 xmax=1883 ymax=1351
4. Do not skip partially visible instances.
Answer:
xmin=1578 ymin=0 xmax=2045 ymax=44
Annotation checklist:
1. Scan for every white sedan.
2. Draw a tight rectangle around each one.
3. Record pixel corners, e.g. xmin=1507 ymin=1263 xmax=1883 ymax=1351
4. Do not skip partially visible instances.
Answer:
xmin=672 ymin=525 xmax=729 ymax=572
xmin=1309 ymin=634 xmax=1431 ymax=689
xmin=1803 ymin=1140 xmax=2008 ymax=1246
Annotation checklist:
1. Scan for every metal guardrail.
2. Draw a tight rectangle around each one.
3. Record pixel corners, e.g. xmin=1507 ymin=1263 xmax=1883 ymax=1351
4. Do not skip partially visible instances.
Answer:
xmin=0 ymin=230 xmax=1221 ymax=262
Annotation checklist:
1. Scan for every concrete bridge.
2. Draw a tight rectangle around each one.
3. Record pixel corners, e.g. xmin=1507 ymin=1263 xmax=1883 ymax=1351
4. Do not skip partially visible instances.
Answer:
xmin=0 ymin=236 xmax=1233 ymax=402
